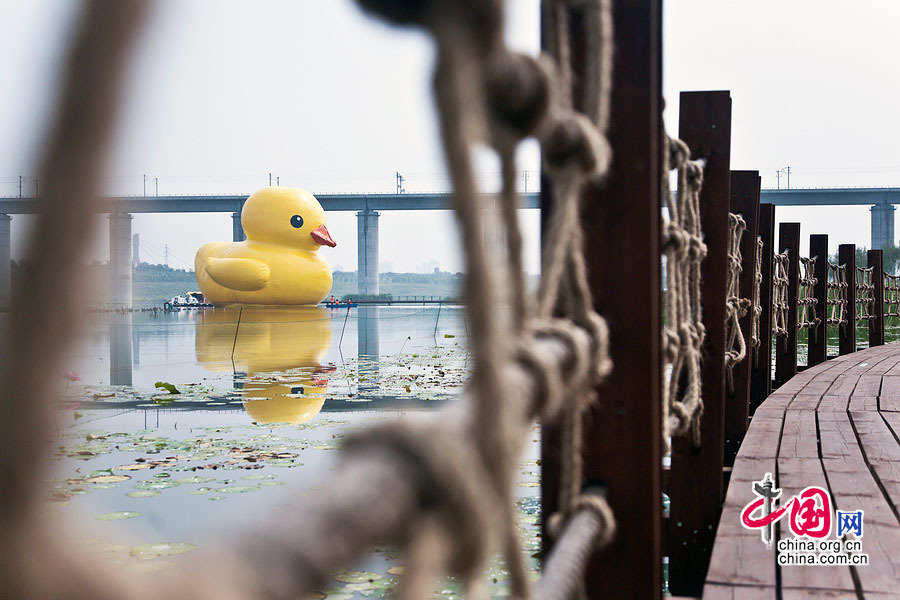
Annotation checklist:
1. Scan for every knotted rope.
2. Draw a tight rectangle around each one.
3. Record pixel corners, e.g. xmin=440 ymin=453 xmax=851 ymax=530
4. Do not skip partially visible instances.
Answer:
xmin=355 ymin=0 xmax=617 ymax=596
xmin=855 ymin=266 xmax=876 ymax=322
xmin=827 ymin=262 xmax=849 ymax=329
xmin=661 ymin=136 xmax=707 ymax=449
xmin=797 ymin=256 xmax=820 ymax=339
xmin=884 ymin=272 xmax=900 ymax=318
xmin=751 ymin=236 xmax=763 ymax=366
xmin=772 ymin=250 xmax=790 ymax=338
xmin=723 ymin=213 xmax=749 ymax=394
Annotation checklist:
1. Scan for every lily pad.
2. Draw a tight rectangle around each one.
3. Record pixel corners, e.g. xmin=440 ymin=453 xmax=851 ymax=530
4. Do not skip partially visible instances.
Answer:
xmin=189 ymin=487 xmax=213 ymax=495
xmin=115 ymin=463 xmax=152 ymax=471
xmin=129 ymin=542 xmax=196 ymax=560
xmin=96 ymin=511 xmax=140 ymax=521
xmin=259 ymin=481 xmax=284 ymax=488
xmin=241 ymin=474 xmax=278 ymax=481
xmin=154 ymin=381 xmax=181 ymax=394
xmin=175 ymin=476 xmax=214 ymax=485
xmin=215 ymin=485 xmax=260 ymax=494
xmin=86 ymin=474 xmax=131 ymax=484
xmin=333 ymin=571 xmax=382 ymax=584
xmin=126 ymin=490 xmax=160 ymax=498
xmin=134 ymin=479 xmax=180 ymax=491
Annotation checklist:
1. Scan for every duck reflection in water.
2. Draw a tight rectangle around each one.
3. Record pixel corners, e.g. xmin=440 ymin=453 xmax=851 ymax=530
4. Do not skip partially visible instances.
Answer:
xmin=195 ymin=307 xmax=333 ymax=425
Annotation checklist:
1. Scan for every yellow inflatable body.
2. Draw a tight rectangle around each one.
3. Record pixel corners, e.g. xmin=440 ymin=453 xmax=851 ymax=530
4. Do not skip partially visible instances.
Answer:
xmin=195 ymin=187 xmax=336 ymax=306
xmin=195 ymin=307 xmax=333 ymax=425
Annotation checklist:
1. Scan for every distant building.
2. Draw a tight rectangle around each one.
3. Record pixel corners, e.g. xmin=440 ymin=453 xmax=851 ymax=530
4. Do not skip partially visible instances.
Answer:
xmin=380 ymin=261 xmax=394 ymax=273
xmin=416 ymin=260 xmax=439 ymax=274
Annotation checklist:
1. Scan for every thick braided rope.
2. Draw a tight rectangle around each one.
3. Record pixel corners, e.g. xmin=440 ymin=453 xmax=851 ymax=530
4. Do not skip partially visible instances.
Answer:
xmin=751 ymin=236 xmax=763 ymax=366
xmin=798 ymin=256 xmax=820 ymax=339
xmin=827 ymin=262 xmax=849 ymax=327
xmin=885 ymin=272 xmax=900 ymax=317
xmin=662 ymin=136 xmax=707 ymax=449
xmin=355 ymin=0 xmax=617 ymax=596
xmin=855 ymin=266 xmax=876 ymax=321
xmin=723 ymin=213 xmax=749 ymax=395
xmin=534 ymin=0 xmax=616 ymax=559
xmin=772 ymin=250 xmax=790 ymax=338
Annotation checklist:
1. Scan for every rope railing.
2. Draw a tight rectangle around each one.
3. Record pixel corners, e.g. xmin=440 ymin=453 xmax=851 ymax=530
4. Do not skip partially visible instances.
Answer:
xmin=772 ymin=250 xmax=790 ymax=337
xmin=885 ymin=272 xmax=900 ymax=318
xmin=723 ymin=213 xmax=749 ymax=394
xmin=662 ymin=137 xmax=707 ymax=448
xmin=797 ymin=255 xmax=819 ymax=333
xmin=827 ymin=262 xmax=849 ymax=328
xmin=856 ymin=266 xmax=876 ymax=322
xmin=751 ymin=236 xmax=763 ymax=365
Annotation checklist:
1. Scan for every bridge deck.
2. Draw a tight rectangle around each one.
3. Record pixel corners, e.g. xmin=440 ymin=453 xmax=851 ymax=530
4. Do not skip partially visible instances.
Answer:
xmin=704 ymin=343 xmax=900 ymax=599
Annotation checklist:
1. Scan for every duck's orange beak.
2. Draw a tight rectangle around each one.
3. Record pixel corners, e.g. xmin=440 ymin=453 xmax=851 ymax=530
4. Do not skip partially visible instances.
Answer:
xmin=310 ymin=224 xmax=336 ymax=248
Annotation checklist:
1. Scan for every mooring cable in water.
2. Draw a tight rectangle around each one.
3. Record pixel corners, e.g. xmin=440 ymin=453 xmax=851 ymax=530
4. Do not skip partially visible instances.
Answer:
xmin=230 ymin=306 xmax=243 ymax=373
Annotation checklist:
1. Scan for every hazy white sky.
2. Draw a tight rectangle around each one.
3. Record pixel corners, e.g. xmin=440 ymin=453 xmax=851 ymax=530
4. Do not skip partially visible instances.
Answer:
xmin=3 ymin=1 xmax=900 ymax=270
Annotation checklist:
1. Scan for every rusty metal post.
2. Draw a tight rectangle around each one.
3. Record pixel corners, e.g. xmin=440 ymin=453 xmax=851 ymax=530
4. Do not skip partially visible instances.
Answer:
xmin=775 ymin=223 xmax=800 ymax=386
xmin=839 ymin=244 xmax=857 ymax=355
xmin=869 ymin=249 xmax=884 ymax=347
xmin=667 ymin=90 xmax=731 ymax=597
xmin=724 ymin=170 xmax=759 ymax=466
xmin=750 ymin=203 xmax=775 ymax=413
xmin=808 ymin=234 xmax=829 ymax=366
xmin=539 ymin=1 xmax=663 ymax=598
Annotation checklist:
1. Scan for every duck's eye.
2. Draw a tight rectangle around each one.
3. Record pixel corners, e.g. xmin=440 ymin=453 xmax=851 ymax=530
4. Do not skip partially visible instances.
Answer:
xmin=290 ymin=215 xmax=304 ymax=229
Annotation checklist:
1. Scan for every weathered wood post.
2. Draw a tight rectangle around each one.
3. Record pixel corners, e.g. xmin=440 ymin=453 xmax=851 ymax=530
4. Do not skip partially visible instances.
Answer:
xmin=839 ymin=244 xmax=857 ymax=355
xmin=667 ymin=90 xmax=731 ymax=597
xmin=869 ymin=249 xmax=885 ymax=347
xmin=724 ymin=170 xmax=759 ymax=466
xmin=775 ymin=223 xmax=800 ymax=386
xmin=808 ymin=234 xmax=829 ymax=366
xmin=750 ymin=203 xmax=775 ymax=413
xmin=539 ymin=1 xmax=663 ymax=598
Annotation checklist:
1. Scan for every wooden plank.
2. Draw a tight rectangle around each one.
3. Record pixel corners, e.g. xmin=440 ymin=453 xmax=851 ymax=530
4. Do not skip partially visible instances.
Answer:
xmin=775 ymin=223 xmax=800 ymax=387
xmin=667 ymin=90 xmax=731 ymax=596
xmin=869 ymin=249 xmax=885 ymax=347
xmin=702 ymin=584 xmax=775 ymax=600
xmin=539 ymin=2 xmax=663 ymax=598
xmin=778 ymin=397 xmax=856 ymax=592
xmin=725 ymin=170 xmax=760 ymax=466
xmin=819 ymin=410 xmax=900 ymax=595
xmin=808 ymin=234 xmax=829 ymax=367
xmin=750 ymin=204 xmax=775 ymax=413
xmin=838 ymin=244 xmax=857 ymax=355
xmin=848 ymin=409 xmax=900 ymax=515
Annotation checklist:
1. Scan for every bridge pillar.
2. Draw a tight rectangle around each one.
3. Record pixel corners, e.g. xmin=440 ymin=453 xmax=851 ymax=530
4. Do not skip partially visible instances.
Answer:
xmin=232 ymin=212 xmax=245 ymax=242
xmin=870 ymin=202 xmax=894 ymax=250
xmin=357 ymin=209 xmax=379 ymax=295
xmin=108 ymin=212 xmax=132 ymax=309
xmin=0 ymin=214 xmax=9 ymax=310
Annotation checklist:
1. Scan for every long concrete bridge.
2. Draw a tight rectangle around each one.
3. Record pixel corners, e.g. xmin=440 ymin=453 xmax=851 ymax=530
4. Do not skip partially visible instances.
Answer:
xmin=0 ymin=187 xmax=897 ymax=308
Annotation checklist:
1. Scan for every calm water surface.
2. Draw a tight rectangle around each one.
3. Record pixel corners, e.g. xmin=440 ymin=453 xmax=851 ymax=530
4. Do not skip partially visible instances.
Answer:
xmin=49 ymin=306 xmax=541 ymax=598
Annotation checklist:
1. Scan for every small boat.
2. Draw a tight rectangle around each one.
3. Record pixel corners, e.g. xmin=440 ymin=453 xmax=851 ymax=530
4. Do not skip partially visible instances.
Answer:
xmin=164 ymin=291 xmax=213 ymax=310
xmin=322 ymin=297 xmax=357 ymax=309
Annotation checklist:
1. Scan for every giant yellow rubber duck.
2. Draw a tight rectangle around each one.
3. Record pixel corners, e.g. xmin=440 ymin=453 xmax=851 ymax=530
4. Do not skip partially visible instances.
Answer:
xmin=195 ymin=307 xmax=333 ymax=425
xmin=195 ymin=187 xmax=336 ymax=306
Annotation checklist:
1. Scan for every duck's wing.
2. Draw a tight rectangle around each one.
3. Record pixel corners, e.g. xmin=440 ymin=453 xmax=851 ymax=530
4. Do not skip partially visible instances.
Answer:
xmin=205 ymin=257 xmax=271 ymax=291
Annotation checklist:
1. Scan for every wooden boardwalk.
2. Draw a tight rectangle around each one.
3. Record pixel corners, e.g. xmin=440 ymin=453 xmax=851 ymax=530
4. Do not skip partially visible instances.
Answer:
xmin=705 ymin=343 xmax=900 ymax=599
